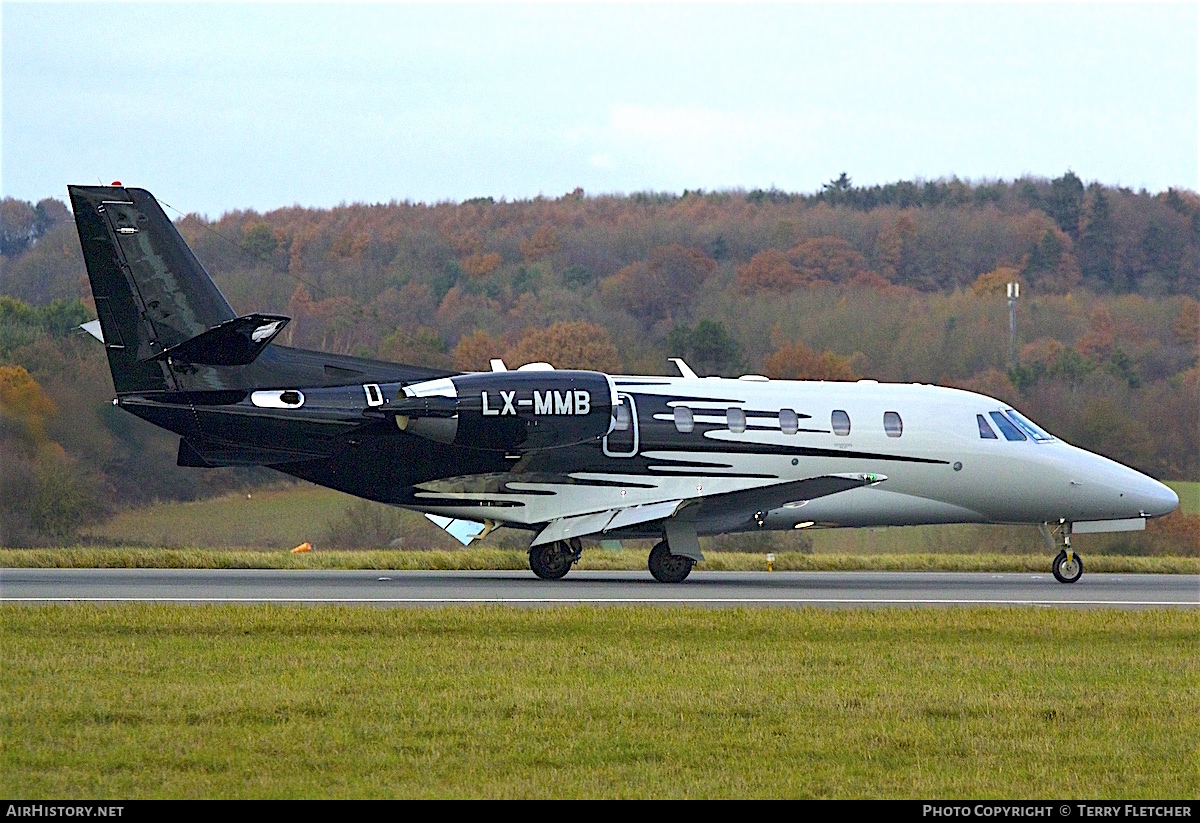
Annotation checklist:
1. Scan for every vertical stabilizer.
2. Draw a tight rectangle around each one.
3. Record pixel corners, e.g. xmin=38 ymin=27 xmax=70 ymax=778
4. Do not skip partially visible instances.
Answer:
xmin=69 ymin=185 xmax=238 ymax=394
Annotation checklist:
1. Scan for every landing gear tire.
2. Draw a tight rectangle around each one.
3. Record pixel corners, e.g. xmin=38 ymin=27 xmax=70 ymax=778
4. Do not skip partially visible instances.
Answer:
xmin=1052 ymin=550 xmax=1083 ymax=584
xmin=648 ymin=540 xmax=694 ymax=584
xmin=529 ymin=540 xmax=575 ymax=580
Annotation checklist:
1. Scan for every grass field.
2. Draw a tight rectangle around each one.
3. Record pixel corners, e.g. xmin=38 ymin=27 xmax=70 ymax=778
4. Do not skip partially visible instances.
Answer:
xmin=1169 ymin=481 xmax=1200 ymax=516
xmin=81 ymin=484 xmax=459 ymax=550
xmin=2 ymin=605 xmax=1197 ymax=798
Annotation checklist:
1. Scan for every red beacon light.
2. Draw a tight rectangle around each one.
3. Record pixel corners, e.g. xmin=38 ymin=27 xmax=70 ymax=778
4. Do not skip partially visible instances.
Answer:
xmin=110 ymin=180 xmax=122 ymax=186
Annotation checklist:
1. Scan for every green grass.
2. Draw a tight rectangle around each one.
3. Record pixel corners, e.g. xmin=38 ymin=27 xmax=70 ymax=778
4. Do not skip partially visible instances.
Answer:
xmin=1 ymin=605 xmax=1197 ymax=798
xmin=81 ymin=485 xmax=377 ymax=549
xmin=1167 ymin=481 xmax=1200 ymax=516
xmin=3 ymin=547 xmax=1199 ymax=574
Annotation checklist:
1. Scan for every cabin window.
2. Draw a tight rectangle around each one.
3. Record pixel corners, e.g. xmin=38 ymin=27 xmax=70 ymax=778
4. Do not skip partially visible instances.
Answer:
xmin=977 ymin=414 xmax=998 ymax=439
xmin=726 ymin=407 xmax=746 ymax=434
xmin=989 ymin=411 xmax=1027 ymax=441
xmin=779 ymin=408 xmax=799 ymax=435
xmin=1005 ymin=408 xmax=1055 ymax=442
xmin=883 ymin=411 xmax=903 ymax=437
xmin=612 ymin=400 xmax=631 ymax=432
xmin=831 ymin=409 xmax=850 ymax=436
xmin=674 ymin=405 xmax=694 ymax=433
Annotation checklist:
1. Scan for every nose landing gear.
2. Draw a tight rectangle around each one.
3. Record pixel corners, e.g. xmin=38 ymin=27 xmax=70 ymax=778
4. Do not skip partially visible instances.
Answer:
xmin=1041 ymin=521 xmax=1083 ymax=584
xmin=1052 ymin=549 xmax=1083 ymax=584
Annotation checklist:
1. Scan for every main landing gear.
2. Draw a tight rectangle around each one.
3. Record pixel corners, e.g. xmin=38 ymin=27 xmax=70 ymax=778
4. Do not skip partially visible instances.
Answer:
xmin=528 ymin=538 xmax=582 ymax=580
xmin=648 ymin=539 xmax=694 ymax=584
xmin=1041 ymin=522 xmax=1083 ymax=584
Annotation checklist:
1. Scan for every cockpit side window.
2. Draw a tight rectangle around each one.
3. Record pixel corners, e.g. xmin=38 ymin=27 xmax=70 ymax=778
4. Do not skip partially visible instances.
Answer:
xmin=989 ymin=411 xmax=1027 ymax=441
xmin=977 ymin=414 xmax=998 ymax=439
xmin=1005 ymin=408 xmax=1055 ymax=442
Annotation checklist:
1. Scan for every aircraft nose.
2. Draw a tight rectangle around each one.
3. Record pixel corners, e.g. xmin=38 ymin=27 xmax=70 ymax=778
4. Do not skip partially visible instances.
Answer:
xmin=1138 ymin=477 xmax=1179 ymax=518
xmin=1066 ymin=448 xmax=1180 ymax=521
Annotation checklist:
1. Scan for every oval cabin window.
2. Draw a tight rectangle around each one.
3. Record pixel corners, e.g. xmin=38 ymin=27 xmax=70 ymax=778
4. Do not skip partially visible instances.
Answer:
xmin=884 ymin=411 xmax=903 ymax=437
xmin=831 ymin=409 xmax=850 ymax=436
xmin=726 ymin=407 xmax=746 ymax=434
xmin=779 ymin=408 xmax=799 ymax=435
xmin=674 ymin=405 xmax=694 ymax=434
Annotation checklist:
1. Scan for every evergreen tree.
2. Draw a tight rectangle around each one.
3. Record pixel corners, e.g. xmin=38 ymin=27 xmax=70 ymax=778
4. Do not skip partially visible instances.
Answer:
xmin=1046 ymin=171 xmax=1084 ymax=239
xmin=1079 ymin=186 xmax=1118 ymax=290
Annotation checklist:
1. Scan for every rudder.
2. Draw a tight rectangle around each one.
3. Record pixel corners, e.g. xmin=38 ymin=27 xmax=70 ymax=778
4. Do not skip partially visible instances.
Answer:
xmin=69 ymin=185 xmax=238 ymax=394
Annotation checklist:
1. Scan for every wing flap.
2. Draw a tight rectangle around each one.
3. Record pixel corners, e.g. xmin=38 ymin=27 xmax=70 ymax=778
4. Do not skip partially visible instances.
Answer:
xmin=531 ymin=499 xmax=685 ymax=547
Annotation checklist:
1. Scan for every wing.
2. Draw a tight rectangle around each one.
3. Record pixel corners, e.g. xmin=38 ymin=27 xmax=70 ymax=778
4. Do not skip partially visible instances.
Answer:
xmin=520 ymin=472 xmax=886 ymax=548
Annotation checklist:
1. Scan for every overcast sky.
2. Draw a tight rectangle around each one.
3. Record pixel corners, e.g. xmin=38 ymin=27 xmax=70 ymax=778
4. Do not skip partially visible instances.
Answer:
xmin=3 ymin=2 xmax=1197 ymax=217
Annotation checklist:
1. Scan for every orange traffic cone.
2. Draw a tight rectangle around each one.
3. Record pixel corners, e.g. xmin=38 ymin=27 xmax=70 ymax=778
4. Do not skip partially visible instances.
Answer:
xmin=291 ymin=541 xmax=312 ymax=553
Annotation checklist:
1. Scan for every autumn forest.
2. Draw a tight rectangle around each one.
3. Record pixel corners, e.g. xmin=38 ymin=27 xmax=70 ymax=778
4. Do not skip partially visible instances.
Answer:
xmin=1 ymin=172 xmax=1197 ymax=544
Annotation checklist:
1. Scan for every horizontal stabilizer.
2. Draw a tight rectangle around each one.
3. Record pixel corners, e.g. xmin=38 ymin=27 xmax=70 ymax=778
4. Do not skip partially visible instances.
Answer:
xmin=150 ymin=313 xmax=290 ymax=366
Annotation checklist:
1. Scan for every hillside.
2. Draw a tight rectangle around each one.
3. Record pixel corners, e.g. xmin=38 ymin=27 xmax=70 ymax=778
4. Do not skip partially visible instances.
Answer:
xmin=1 ymin=173 xmax=1196 ymax=544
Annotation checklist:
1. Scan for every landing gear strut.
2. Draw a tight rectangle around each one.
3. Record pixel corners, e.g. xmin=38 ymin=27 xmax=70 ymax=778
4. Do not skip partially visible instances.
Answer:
xmin=1041 ymin=522 xmax=1083 ymax=584
xmin=529 ymin=538 xmax=582 ymax=580
xmin=648 ymin=540 xmax=694 ymax=584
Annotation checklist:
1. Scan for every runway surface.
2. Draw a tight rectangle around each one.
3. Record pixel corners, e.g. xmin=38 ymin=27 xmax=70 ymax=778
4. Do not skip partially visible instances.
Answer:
xmin=2 ymin=568 xmax=1197 ymax=608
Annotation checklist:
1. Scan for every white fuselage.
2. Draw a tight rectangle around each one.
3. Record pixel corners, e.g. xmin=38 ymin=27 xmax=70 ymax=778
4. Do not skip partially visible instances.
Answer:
xmin=410 ymin=375 xmax=1179 ymax=533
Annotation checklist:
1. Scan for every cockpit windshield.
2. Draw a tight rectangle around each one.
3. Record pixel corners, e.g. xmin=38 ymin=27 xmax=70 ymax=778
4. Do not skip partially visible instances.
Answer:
xmin=1004 ymin=408 xmax=1056 ymax=442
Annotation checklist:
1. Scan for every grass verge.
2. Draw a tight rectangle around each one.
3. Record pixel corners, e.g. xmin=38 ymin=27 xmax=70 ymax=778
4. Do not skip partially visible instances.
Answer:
xmin=2 ymin=604 xmax=1197 ymax=798
xmin=3 ymin=547 xmax=1199 ymax=574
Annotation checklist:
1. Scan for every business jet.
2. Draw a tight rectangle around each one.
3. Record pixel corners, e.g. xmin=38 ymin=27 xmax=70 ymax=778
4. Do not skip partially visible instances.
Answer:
xmin=68 ymin=184 xmax=1179 ymax=583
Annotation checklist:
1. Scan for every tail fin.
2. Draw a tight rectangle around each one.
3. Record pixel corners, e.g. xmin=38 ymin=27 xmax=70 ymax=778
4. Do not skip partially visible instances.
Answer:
xmin=69 ymin=184 xmax=238 ymax=393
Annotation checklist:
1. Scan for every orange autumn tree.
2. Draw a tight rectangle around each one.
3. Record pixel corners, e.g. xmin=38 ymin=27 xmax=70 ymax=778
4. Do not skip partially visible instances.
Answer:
xmin=735 ymin=249 xmax=805 ymax=292
xmin=763 ymin=340 xmax=861 ymax=381
xmin=0 ymin=364 xmax=57 ymax=453
xmin=452 ymin=329 xmax=506 ymax=371
xmin=738 ymin=236 xmax=875 ymax=293
xmin=788 ymin=236 xmax=872 ymax=284
xmin=602 ymin=244 xmax=716 ymax=321
xmin=519 ymin=225 xmax=560 ymax=262
xmin=506 ymin=321 xmax=621 ymax=372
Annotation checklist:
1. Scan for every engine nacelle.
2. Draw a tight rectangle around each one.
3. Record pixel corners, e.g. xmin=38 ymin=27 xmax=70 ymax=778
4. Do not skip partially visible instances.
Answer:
xmin=396 ymin=370 xmax=617 ymax=452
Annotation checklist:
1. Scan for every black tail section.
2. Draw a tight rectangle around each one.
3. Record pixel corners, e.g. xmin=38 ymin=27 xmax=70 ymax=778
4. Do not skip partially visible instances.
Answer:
xmin=70 ymin=184 xmax=453 ymax=407
xmin=69 ymin=185 xmax=238 ymax=393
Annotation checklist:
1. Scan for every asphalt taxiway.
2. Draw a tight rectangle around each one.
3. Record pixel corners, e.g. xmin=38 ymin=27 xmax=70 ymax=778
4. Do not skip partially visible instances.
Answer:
xmin=2 ymin=568 xmax=1197 ymax=608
